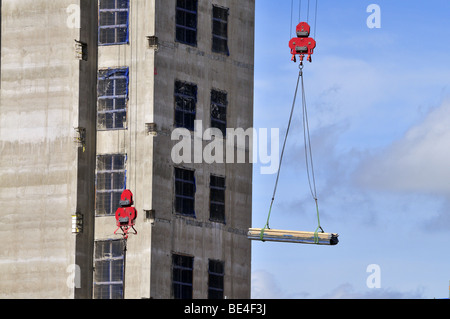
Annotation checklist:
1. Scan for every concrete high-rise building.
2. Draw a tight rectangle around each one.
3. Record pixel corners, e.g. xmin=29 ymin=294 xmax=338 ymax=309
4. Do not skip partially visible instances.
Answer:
xmin=0 ymin=0 xmax=254 ymax=299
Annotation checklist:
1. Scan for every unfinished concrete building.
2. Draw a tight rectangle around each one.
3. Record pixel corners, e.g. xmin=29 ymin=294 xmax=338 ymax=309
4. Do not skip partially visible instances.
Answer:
xmin=0 ymin=0 xmax=254 ymax=299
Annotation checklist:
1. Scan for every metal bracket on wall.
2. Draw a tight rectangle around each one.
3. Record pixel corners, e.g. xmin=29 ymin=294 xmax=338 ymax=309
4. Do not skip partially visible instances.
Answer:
xmin=72 ymin=213 xmax=83 ymax=234
xmin=147 ymin=36 xmax=159 ymax=51
xmin=74 ymin=127 xmax=86 ymax=152
xmin=74 ymin=40 xmax=88 ymax=61
xmin=144 ymin=209 xmax=155 ymax=225
xmin=145 ymin=123 xmax=158 ymax=136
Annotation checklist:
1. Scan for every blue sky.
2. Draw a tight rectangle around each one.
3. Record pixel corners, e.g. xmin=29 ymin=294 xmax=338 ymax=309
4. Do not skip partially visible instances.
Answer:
xmin=251 ymin=0 xmax=450 ymax=299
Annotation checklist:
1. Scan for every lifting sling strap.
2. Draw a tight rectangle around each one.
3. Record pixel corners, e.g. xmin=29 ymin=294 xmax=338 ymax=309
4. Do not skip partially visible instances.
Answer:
xmin=260 ymin=64 xmax=324 ymax=244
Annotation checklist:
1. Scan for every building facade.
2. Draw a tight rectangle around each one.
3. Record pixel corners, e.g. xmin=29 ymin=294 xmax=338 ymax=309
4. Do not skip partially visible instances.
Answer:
xmin=0 ymin=0 xmax=254 ymax=299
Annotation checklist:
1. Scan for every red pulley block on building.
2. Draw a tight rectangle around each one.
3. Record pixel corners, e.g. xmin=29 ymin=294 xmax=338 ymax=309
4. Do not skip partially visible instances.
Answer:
xmin=114 ymin=189 xmax=137 ymax=239
xmin=288 ymin=22 xmax=316 ymax=63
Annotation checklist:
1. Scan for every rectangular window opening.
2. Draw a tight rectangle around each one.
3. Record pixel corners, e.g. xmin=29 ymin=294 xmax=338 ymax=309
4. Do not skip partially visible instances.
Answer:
xmin=209 ymin=175 xmax=225 ymax=223
xmin=99 ymin=0 xmax=130 ymax=45
xmin=211 ymin=89 xmax=227 ymax=137
xmin=175 ymin=0 xmax=198 ymax=46
xmin=208 ymin=259 xmax=224 ymax=299
xmin=174 ymin=167 xmax=196 ymax=217
xmin=174 ymin=80 xmax=197 ymax=131
xmin=172 ymin=254 xmax=194 ymax=299
xmin=93 ymin=239 xmax=126 ymax=299
xmin=97 ymin=68 xmax=129 ymax=130
xmin=96 ymin=154 xmax=127 ymax=216
xmin=212 ymin=5 xmax=229 ymax=55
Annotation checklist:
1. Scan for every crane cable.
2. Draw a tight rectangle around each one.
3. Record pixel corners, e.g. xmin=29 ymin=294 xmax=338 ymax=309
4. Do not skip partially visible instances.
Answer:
xmin=260 ymin=65 xmax=324 ymax=243
xmin=293 ymin=0 xmax=319 ymax=38
xmin=261 ymin=0 xmax=323 ymax=243
xmin=300 ymin=65 xmax=324 ymax=242
xmin=260 ymin=68 xmax=302 ymax=240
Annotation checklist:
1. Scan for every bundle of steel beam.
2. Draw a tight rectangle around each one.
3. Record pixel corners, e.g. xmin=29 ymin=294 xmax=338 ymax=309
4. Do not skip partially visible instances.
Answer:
xmin=248 ymin=228 xmax=339 ymax=245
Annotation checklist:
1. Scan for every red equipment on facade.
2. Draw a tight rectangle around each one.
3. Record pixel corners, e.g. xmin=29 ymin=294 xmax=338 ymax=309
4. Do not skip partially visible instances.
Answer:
xmin=288 ymin=22 xmax=316 ymax=63
xmin=114 ymin=189 xmax=137 ymax=239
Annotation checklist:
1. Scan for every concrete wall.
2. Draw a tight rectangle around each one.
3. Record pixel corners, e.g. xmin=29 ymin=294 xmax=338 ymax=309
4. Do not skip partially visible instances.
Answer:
xmin=74 ymin=0 xmax=98 ymax=299
xmin=95 ymin=0 xmax=156 ymax=299
xmin=149 ymin=0 xmax=255 ymax=299
xmin=0 ymin=0 xmax=254 ymax=299
xmin=95 ymin=0 xmax=254 ymax=299
xmin=0 ymin=0 xmax=97 ymax=298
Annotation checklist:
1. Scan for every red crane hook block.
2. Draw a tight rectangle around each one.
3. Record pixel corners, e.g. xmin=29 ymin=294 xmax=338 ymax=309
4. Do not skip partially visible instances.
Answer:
xmin=114 ymin=189 xmax=137 ymax=239
xmin=289 ymin=22 xmax=316 ymax=63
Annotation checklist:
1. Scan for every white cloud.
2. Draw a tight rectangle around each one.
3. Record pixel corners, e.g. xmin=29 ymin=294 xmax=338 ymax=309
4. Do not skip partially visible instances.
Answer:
xmin=355 ymin=99 xmax=450 ymax=195
xmin=251 ymin=269 xmax=311 ymax=299
xmin=252 ymin=273 xmax=426 ymax=299
xmin=423 ymin=198 xmax=450 ymax=231
xmin=251 ymin=270 xmax=287 ymax=299
xmin=319 ymin=283 xmax=426 ymax=299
